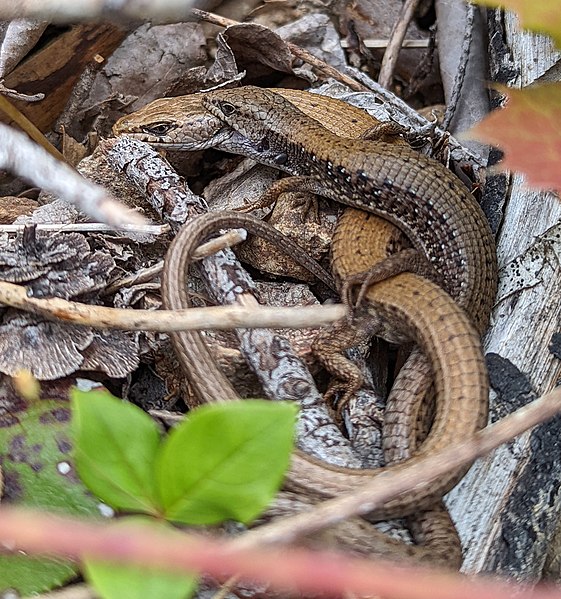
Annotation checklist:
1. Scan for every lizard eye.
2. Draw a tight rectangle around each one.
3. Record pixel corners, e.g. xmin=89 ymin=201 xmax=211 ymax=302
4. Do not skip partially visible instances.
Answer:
xmin=218 ymin=101 xmax=236 ymax=116
xmin=141 ymin=122 xmax=176 ymax=136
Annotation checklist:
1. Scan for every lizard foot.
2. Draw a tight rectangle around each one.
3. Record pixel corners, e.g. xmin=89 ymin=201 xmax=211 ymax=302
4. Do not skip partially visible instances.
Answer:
xmin=312 ymin=319 xmax=366 ymax=417
xmin=340 ymin=248 xmax=429 ymax=310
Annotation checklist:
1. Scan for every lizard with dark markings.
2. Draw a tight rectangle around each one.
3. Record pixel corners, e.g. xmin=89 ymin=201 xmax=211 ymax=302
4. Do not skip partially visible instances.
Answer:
xmin=113 ymin=87 xmax=497 ymax=566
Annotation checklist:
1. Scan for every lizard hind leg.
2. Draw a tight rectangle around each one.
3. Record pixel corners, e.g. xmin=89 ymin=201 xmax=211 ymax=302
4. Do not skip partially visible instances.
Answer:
xmin=311 ymin=316 xmax=372 ymax=415
xmin=314 ymin=207 xmax=420 ymax=416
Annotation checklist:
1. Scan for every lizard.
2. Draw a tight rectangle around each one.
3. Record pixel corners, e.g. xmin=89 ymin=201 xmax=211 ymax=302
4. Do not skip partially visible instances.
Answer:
xmin=114 ymin=86 xmax=496 ymax=460
xmin=196 ymin=86 xmax=497 ymax=465
xmin=160 ymin=208 xmax=484 ymax=567
xmin=113 ymin=92 xmax=469 ymax=569
xmin=199 ymin=87 xmax=497 ymax=333
xmin=113 ymin=88 xmax=495 ymax=548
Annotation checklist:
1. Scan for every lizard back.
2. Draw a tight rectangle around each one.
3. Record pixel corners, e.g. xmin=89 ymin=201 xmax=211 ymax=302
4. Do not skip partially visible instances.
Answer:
xmin=203 ymin=87 xmax=497 ymax=329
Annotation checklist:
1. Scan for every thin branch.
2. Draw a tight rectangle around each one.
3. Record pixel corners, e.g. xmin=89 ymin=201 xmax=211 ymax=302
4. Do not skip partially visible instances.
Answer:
xmin=0 ymin=95 xmax=64 ymax=162
xmin=0 ymin=123 xmax=146 ymax=227
xmin=0 ymin=279 xmax=345 ymax=331
xmin=341 ymin=39 xmax=430 ymax=49
xmin=23 ymin=583 xmax=93 ymax=599
xmin=441 ymin=2 xmax=476 ymax=132
xmin=0 ymin=223 xmax=169 ymax=234
xmin=378 ymin=0 xmax=422 ymax=88
xmin=102 ymin=229 xmax=247 ymax=295
xmin=232 ymin=386 xmax=561 ymax=547
xmin=0 ymin=500 xmax=559 ymax=599
xmin=0 ymin=0 xmax=195 ymax=22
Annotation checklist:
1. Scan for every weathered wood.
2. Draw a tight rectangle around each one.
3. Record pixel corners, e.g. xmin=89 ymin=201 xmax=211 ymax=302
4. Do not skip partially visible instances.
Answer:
xmin=446 ymin=9 xmax=561 ymax=580
xmin=1 ymin=23 xmax=127 ymax=132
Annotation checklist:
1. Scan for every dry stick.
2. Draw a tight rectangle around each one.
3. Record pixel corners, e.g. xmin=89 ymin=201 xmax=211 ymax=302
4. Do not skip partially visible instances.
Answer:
xmin=0 ymin=0 xmax=196 ymax=22
xmin=0 ymin=123 xmax=146 ymax=227
xmin=0 ymin=223 xmax=169 ymax=234
xmin=102 ymin=261 xmax=164 ymax=295
xmin=0 ymin=279 xmax=345 ymax=331
xmin=211 ymin=575 xmax=241 ymax=599
xmin=232 ymin=385 xmax=561 ymax=547
xmin=378 ymin=0 xmax=422 ymax=88
xmin=0 ymin=225 xmax=344 ymax=329
xmin=0 ymin=95 xmax=67 ymax=162
xmin=189 ymin=8 xmax=369 ymax=92
xmin=102 ymin=229 xmax=246 ymax=295
xmin=341 ymin=39 xmax=430 ymax=49
xmin=441 ymin=2 xmax=475 ymax=132
xmin=1 ymin=389 xmax=561 ymax=599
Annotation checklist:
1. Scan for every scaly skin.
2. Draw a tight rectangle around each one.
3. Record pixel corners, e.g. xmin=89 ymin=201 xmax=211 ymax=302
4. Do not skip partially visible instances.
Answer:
xmin=160 ymin=209 xmax=485 ymax=561
xmin=114 ymin=88 xmax=496 ymax=566
xmin=202 ymin=87 xmax=497 ymax=331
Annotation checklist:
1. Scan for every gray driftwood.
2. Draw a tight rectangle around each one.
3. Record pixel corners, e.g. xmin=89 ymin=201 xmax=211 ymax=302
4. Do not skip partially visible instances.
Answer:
xmin=446 ymin=8 xmax=561 ymax=581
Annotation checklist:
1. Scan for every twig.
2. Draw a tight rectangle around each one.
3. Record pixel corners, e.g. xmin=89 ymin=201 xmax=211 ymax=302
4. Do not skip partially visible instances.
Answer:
xmin=190 ymin=8 xmax=369 ymax=92
xmin=0 ymin=82 xmax=44 ymax=102
xmin=0 ymin=279 xmax=345 ymax=331
xmin=0 ymin=123 xmax=146 ymax=227
xmin=0 ymin=223 xmax=169 ymax=234
xmin=378 ymin=0 xmax=422 ymax=88
xmin=441 ymin=2 xmax=475 ymax=132
xmin=0 ymin=0 xmax=196 ymax=22
xmin=107 ymin=137 xmax=350 ymax=462
xmin=1 ymin=492 xmax=561 ymax=599
xmin=103 ymin=261 xmax=164 ymax=295
xmin=211 ymin=575 xmax=241 ymax=599
xmin=341 ymin=39 xmax=430 ymax=49
xmin=232 ymin=386 xmax=561 ymax=546
xmin=0 ymin=95 xmax=66 ymax=162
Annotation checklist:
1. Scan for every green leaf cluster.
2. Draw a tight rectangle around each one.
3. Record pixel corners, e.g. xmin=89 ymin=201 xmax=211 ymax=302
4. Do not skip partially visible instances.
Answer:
xmin=71 ymin=389 xmax=296 ymax=599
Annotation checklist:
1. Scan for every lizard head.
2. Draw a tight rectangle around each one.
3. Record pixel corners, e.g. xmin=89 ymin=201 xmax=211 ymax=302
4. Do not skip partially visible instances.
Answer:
xmin=203 ymin=86 xmax=317 ymax=171
xmin=112 ymin=95 xmax=232 ymax=150
xmin=203 ymin=86 xmax=309 ymax=141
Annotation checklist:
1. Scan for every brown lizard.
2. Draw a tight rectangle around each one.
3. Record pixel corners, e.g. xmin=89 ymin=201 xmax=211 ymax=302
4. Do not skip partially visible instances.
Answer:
xmin=117 ymin=90 xmax=495 ymax=517
xmin=201 ymin=87 xmax=497 ymax=330
xmin=114 ymin=92 xmax=469 ymax=569
xmin=160 ymin=209 xmax=484 ymax=566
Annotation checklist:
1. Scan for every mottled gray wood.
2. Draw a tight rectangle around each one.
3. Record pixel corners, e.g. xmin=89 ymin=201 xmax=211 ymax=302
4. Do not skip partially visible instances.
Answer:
xmin=446 ymin=10 xmax=561 ymax=580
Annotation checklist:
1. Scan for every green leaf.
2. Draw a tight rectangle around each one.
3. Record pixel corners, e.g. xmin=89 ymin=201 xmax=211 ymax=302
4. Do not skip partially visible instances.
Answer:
xmin=84 ymin=519 xmax=197 ymax=599
xmin=85 ymin=562 xmax=197 ymax=599
xmin=157 ymin=400 xmax=296 ymax=525
xmin=0 ymin=378 xmax=101 ymax=595
xmin=0 ymin=556 xmax=78 ymax=595
xmin=71 ymin=388 xmax=161 ymax=515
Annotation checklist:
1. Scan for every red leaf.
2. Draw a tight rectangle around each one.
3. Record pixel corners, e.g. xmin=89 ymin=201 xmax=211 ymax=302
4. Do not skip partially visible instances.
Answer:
xmin=468 ymin=83 xmax=561 ymax=192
